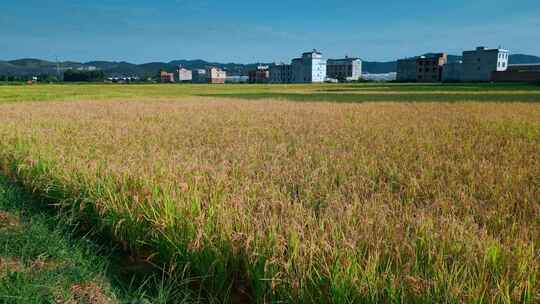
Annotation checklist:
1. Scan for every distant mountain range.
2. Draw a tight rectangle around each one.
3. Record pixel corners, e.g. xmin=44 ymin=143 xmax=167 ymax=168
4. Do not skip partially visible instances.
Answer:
xmin=1 ymin=54 xmax=539 ymax=77
xmin=0 ymin=58 xmax=267 ymax=78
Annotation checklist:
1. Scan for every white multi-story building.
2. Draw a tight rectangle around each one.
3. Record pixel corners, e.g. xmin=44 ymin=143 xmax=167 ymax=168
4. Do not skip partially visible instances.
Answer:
xmin=207 ymin=67 xmax=226 ymax=84
xmin=327 ymin=57 xmax=362 ymax=81
xmin=461 ymin=46 xmax=509 ymax=82
xmin=291 ymin=50 xmax=327 ymax=83
xmin=177 ymin=68 xmax=192 ymax=82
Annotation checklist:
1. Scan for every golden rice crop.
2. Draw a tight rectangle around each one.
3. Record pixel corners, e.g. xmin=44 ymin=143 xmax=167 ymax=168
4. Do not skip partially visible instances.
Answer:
xmin=0 ymin=97 xmax=539 ymax=303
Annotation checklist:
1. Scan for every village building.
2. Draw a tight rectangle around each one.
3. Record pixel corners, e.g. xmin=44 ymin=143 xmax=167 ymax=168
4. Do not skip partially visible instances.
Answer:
xmin=492 ymin=63 xmax=540 ymax=83
xmin=192 ymin=69 xmax=207 ymax=83
xmin=177 ymin=68 xmax=192 ymax=82
xmin=326 ymin=57 xmax=362 ymax=81
xmin=159 ymin=71 xmax=175 ymax=83
xmin=248 ymin=65 xmax=270 ymax=83
xmin=291 ymin=50 xmax=327 ymax=83
xmin=206 ymin=67 xmax=226 ymax=84
xmin=461 ymin=47 xmax=509 ymax=82
xmin=269 ymin=64 xmax=292 ymax=83
xmin=442 ymin=61 xmax=463 ymax=82
xmin=397 ymin=53 xmax=447 ymax=82
xmin=396 ymin=57 xmax=418 ymax=82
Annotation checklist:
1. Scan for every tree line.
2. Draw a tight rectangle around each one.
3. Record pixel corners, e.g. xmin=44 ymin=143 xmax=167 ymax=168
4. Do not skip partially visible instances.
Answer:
xmin=0 ymin=70 xmax=105 ymax=83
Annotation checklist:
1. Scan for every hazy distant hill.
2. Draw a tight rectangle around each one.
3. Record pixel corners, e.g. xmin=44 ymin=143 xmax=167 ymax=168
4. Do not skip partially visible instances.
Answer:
xmin=508 ymin=54 xmax=540 ymax=64
xmin=362 ymin=61 xmax=397 ymax=74
xmin=1 ymin=54 xmax=539 ymax=77
xmin=0 ymin=58 xmax=271 ymax=77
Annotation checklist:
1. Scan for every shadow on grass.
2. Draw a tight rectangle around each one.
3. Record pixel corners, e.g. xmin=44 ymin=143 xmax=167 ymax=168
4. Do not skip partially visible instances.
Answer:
xmin=316 ymin=82 xmax=540 ymax=92
xmin=199 ymin=92 xmax=540 ymax=103
xmin=0 ymin=174 xmax=201 ymax=304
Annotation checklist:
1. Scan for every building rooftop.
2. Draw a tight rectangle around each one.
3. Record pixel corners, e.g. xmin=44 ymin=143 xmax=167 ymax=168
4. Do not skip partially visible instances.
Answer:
xmin=302 ymin=49 xmax=322 ymax=56
xmin=464 ymin=46 xmax=509 ymax=53
xmin=327 ymin=57 xmax=361 ymax=62
xmin=398 ymin=53 xmax=446 ymax=63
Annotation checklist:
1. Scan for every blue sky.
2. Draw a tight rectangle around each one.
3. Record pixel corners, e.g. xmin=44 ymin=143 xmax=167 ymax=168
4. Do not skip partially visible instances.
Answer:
xmin=1 ymin=0 xmax=539 ymax=63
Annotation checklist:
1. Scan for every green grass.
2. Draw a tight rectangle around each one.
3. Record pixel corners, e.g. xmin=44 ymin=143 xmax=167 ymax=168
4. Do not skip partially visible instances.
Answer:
xmin=200 ymin=91 xmax=540 ymax=103
xmin=318 ymin=82 xmax=540 ymax=92
xmin=0 ymin=82 xmax=539 ymax=103
xmin=0 ymin=174 xmax=201 ymax=304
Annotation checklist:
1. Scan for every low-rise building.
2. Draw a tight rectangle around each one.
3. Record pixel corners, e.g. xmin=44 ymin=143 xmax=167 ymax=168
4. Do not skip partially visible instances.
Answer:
xmin=417 ymin=53 xmax=447 ymax=82
xmin=362 ymin=72 xmax=397 ymax=82
xmin=492 ymin=63 xmax=540 ymax=83
xmin=248 ymin=65 xmax=270 ymax=83
xmin=76 ymin=66 xmax=98 ymax=71
xmin=326 ymin=57 xmax=362 ymax=82
xmin=507 ymin=63 xmax=540 ymax=72
xmin=177 ymin=68 xmax=192 ymax=82
xmin=291 ymin=50 xmax=327 ymax=83
xmin=461 ymin=46 xmax=509 ymax=82
xmin=159 ymin=71 xmax=175 ymax=83
xmin=269 ymin=64 xmax=292 ymax=83
xmin=207 ymin=67 xmax=226 ymax=84
xmin=226 ymin=76 xmax=249 ymax=83
xmin=397 ymin=53 xmax=447 ymax=82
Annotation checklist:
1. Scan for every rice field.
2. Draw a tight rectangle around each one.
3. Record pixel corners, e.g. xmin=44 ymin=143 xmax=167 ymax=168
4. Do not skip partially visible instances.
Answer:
xmin=0 ymin=83 xmax=539 ymax=303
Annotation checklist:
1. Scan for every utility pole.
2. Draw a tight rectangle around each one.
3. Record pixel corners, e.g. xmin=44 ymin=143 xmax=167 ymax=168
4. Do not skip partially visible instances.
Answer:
xmin=56 ymin=57 xmax=59 ymax=82
xmin=56 ymin=56 xmax=63 ymax=82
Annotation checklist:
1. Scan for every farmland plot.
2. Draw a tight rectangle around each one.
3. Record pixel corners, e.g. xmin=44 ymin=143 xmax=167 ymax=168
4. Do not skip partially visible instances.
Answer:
xmin=0 ymin=95 xmax=539 ymax=303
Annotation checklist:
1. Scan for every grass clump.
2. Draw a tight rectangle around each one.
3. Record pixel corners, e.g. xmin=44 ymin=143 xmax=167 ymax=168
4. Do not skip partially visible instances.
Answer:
xmin=0 ymin=175 xmax=119 ymax=303
xmin=0 ymin=174 xmax=202 ymax=304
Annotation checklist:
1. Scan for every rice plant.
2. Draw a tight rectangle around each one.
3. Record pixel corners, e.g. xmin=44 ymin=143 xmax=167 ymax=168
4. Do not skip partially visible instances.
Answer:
xmin=0 ymin=87 xmax=539 ymax=302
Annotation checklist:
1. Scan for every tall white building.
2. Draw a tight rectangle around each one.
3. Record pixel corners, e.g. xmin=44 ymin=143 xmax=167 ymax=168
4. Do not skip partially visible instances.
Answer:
xmin=291 ymin=50 xmax=327 ymax=83
xmin=461 ymin=47 xmax=509 ymax=82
